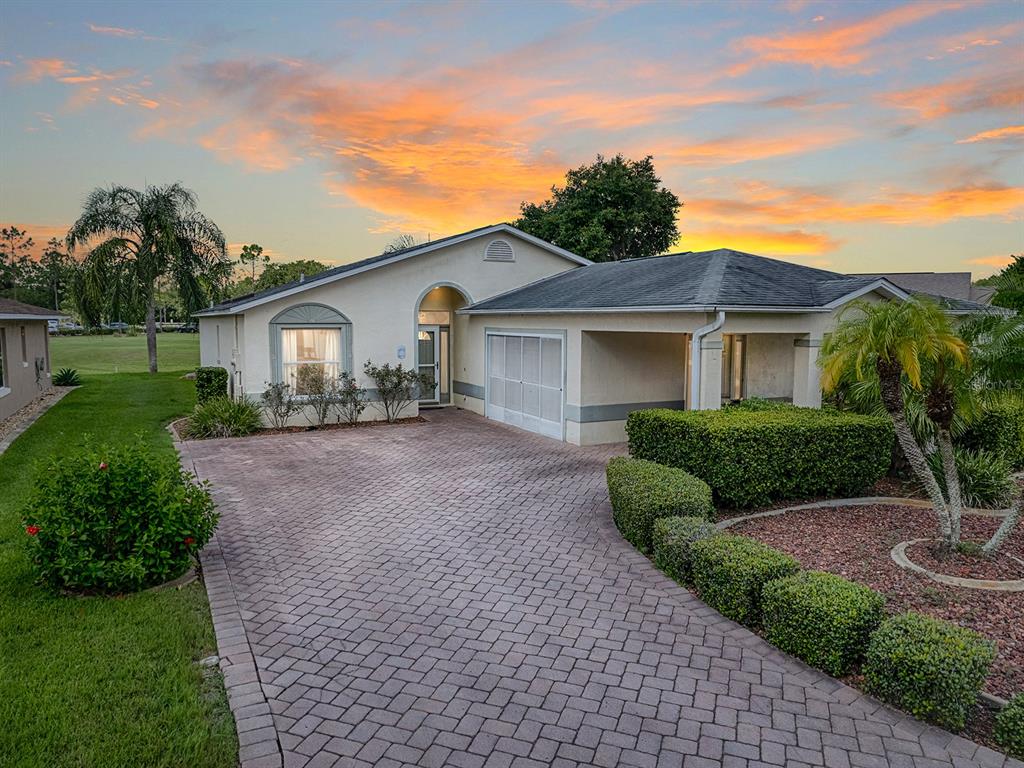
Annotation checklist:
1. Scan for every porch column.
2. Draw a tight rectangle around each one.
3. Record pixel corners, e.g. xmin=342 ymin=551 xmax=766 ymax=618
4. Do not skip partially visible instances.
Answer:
xmin=697 ymin=331 xmax=723 ymax=410
xmin=793 ymin=335 xmax=823 ymax=408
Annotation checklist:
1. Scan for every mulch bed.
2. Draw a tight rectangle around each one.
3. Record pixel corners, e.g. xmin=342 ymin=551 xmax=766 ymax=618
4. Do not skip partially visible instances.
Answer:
xmin=729 ymin=504 xmax=1023 ymax=700
xmin=173 ymin=415 xmax=426 ymax=441
xmin=905 ymin=540 xmax=1024 ymax=581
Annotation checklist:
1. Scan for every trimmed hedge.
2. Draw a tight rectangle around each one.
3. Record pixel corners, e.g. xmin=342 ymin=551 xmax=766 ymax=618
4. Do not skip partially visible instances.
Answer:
xmin=653 ymin=516 xmax=720 ymax=585
xmin=626 ymin=407 xmax=894 ymax=508
xmin=762 ymin=571 xmax=885 ymax=676
xmin=863 ymin=612 xmax=995 ymax=731
xmin=195 ymin=366 xmax=229 ymax=404
xmin=995 ymin=694 xmax=1024 ymax=760
xmin=962 ymin=399 xmax=1024 ymax=470
xmin=690 ymin=534 xmax=799 ymax=626
xmin=607 ymin=457 xmax=714 ymax=553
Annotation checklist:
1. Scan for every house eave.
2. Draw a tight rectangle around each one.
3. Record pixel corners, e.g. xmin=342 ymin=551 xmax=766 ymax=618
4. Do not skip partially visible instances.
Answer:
xmin=458 ymin=304 xmax=835 ymax=316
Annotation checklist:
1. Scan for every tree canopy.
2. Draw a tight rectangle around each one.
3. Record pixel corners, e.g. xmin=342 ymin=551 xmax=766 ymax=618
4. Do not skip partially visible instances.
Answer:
xmin=514 ymin=154 xmax=681 ymax=262
xmin=985 ymin=255 xmax=1023 ymax=314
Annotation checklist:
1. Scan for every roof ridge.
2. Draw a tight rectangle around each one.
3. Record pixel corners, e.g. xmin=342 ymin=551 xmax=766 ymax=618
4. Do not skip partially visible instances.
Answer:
xmin=692 ymin=250 xmax=729 ymax=305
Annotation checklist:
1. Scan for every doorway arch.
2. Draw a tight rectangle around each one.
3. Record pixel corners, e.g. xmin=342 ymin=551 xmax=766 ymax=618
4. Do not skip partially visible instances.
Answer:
xmin=413 ymin=283 xmax=472 ymax=406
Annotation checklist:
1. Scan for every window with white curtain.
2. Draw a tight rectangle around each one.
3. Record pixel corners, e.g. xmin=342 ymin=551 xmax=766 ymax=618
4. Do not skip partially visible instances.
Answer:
xmin=281 ymin=327 xmax=342 ymax=394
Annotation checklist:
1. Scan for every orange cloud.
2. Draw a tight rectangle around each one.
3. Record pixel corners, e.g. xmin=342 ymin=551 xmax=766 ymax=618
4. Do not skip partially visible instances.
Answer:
xmin=527 ymin=88 xmax=759 ymax=129
xmin=88 ymin=23 xmax=143 ymax=37
xmin=882 ymin=72 xmax=1023 ymax=118
xmin=689 ymin=180 xmax=1024 ymax=226
xmin=956 ymin=125 xmax=1024 ymax=143
xmin=967 ymin=255 xmax=1014 ymax=269
xmin=736 ymin=3 xmax=958 ymax=70
xmin=199 ymin=125 xmax=299 ymax=172
xmin=649 ymin=128 xmax=855 ymax=166
xmin=15 ymin=58 xmax=75 ymax=82
xmin=681 ymin=226 xmax=840 ymax=257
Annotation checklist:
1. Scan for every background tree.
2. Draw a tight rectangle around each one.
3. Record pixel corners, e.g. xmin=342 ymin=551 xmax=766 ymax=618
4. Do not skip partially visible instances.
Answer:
xmin=0 ymin=226 xmax=35 ymax=300
xmin=35 ymin=238 xmax=73 ymax=310
xmin=67 ymin=184 xmax=229 ymax=373
xmin=238 ymin=243 xmax=268 ymax=281
xmin=253 ymin=259 xmax=328 ymax=292
xmin=980 ymin=255 xmax=1024 ymax=314
xmin=383 ymin=234 xmax=419 ymax=254
xmin=514 ymin=154 xmax=681 ymax=262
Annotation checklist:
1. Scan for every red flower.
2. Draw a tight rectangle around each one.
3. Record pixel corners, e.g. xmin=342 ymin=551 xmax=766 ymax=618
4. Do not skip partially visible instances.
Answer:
xmin=25 ymin=525 xmax=40 ymax=536
xmin=98 ymin=462 xmax=108 ymax=471
xmin=184 ymin=536 xmax=196 ymax=546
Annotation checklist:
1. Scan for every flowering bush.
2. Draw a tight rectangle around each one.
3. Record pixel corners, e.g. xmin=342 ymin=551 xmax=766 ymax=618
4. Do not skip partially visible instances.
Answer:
xmin=23 ymin=439 xmax=218 ymax=594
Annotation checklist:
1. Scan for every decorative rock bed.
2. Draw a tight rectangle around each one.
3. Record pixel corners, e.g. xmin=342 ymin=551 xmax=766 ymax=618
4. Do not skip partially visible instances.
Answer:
xmin=891 ymin=539 xmax=1024 ymax=592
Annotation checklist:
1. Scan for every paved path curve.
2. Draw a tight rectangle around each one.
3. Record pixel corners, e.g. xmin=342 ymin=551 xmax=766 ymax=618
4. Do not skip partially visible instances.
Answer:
xmin=180 ymin=409 xmax=1019 ymax=768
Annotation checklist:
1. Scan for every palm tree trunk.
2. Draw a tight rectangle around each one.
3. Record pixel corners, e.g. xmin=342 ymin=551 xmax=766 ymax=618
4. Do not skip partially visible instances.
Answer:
xmin=145 ymin=296 xmax=158 ymax=374
xmin=982 ymin=489 xmax=1022 ymax=554
xmin=877 ymin=362 xmax=952 ymax=542
xmin=936 ymin=428 xmax=962 ymax=547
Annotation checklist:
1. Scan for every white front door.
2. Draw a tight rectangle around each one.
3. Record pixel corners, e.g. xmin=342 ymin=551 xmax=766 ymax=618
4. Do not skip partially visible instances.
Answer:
xmin=486 ymin=332 xmax=564 ymax=440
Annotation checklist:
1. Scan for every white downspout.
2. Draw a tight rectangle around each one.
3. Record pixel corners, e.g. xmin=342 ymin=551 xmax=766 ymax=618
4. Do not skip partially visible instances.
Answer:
xmin=689 ymin=309 xmax=725 ymax=410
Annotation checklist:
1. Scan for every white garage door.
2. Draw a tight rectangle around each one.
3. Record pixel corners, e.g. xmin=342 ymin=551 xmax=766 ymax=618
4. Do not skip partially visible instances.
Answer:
xmin=486 ymin=332 xmax=564 ymax=440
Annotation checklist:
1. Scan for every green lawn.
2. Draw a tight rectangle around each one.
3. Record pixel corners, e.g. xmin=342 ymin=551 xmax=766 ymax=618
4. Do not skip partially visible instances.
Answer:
xmin=50 ymin=333 xmax=200 ymax=375
xmin=0 ymin=374 xmax=237 ymax=768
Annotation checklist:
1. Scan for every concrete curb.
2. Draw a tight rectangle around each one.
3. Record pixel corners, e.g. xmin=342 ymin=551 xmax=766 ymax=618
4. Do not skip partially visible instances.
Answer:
xmin=890 ymin=538 xmax=1024 ymax=592
xmin=176 ymin=438 xmax=283 ymax=768
xmin=0 ymin=386 xmax=75 ymax=455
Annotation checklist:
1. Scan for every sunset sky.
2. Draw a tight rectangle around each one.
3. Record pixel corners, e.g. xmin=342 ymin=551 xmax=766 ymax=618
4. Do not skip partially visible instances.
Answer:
xmin=1 ymin=0 xmax=1021 ymax=276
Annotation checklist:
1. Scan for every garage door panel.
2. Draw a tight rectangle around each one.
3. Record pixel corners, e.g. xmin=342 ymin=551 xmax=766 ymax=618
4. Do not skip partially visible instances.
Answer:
xmin=486 ymin=332 xmax=563 ymax=440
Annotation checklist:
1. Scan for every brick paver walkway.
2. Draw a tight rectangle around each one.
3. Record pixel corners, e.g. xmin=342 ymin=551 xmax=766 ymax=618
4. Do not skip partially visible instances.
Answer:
xmin=181 ymin=409 xmax=1019 ymax=768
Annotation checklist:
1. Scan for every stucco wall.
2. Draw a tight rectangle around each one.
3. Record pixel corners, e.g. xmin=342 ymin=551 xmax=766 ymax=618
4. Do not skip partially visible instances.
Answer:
xmin=0 ymin=319 xmax=52 ymax=421
xmin=205 ymin=233 xmax=579 ymax=420
xmin=745 ymin=334 xmax=796 ymax=400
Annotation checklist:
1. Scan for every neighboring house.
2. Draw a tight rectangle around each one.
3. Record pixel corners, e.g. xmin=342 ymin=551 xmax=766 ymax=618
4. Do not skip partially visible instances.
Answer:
xmin=855 ymin=271 xmax=995 ymax=305
xmin=0 ymin=298 xmax=59 ymax=421
xmin=196 ymin=224 xmax=991 ymax=445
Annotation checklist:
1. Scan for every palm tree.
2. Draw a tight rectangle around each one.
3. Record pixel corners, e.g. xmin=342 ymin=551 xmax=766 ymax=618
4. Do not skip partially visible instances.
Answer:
xmin=66 ymin=184 xmax=228 ymax=373
xmin=820 ymin=298 xmax=970 ymax=549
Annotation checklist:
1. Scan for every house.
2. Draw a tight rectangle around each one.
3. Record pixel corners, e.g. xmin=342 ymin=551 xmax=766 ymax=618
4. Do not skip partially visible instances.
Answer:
xmin=195 ymin=224 xmax=990 ymax=445
xmin=855 ymin=271 xmax=996 ymax=305
xmin=0 ymin=298 xmax=60 ymax=421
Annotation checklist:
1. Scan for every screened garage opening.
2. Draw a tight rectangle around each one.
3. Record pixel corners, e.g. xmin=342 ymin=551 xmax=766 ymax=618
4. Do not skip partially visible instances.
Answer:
xmin=485 ymin=331 xmax=564 ymax=440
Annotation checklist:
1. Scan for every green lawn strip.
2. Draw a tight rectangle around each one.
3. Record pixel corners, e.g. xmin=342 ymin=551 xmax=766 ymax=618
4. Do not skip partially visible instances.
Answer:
xmin=0 ymin=374 xmax=236 ymax=768
xmin=50 ymin=334 xmax=200 ymax=375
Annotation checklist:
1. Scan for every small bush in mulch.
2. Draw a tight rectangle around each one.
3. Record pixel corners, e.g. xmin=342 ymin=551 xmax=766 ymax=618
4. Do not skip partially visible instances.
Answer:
xmin=995 ymin=694 xmax=1024 ymax=760
xmin=607 ymin=457 xmax=714 ymax=553
xmin=652 ymin=516 xmax=720 ymax=585
xmin=927 ymin=447 xmax=1016 ymax=509
xmin=762 ymin=571 xmax=885 ymax=677
xmin=52 ymin=367 xmax=81 ymax=386
xmin=22 ymin=439 xmax=218 ymax=594
xmin=184 ymin=396 xmax=263 ymax=439
xmin=689 ymin=534 xmax=799 ymax=626
xmin=864 ymin=612 xmax=995 ymax=732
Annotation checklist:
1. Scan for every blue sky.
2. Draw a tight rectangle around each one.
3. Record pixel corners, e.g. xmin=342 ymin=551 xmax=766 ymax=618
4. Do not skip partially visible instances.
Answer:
xmin=1 ymin=0 xmax=1021 ymax=275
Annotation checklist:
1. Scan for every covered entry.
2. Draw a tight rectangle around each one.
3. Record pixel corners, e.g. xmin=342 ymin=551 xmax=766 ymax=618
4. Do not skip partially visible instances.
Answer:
xmin=485 ymin=330 xmax=564 ymax=440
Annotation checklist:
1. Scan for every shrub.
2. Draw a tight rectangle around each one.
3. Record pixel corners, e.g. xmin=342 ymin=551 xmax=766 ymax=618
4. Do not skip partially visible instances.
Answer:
xmin=863 ymin=612 xmax=995 ymax=731
xmin=726 ymin=397 xmax=796 ymax=412
xmin=961 ymin=398 xmax=1024 ymax=470
xmin=195 ymin=366 xmax=229 ymax=404
xmin=52 ymin=367 xmax=81 ymax=386
xmin=363 ymin=360 xmax=432 ymax=423
xmin=607 ymin=457 xmax=714 ymax=552
xmin=626 ymin=408 xmax=893 ymax=508
xmin=261 ymin=381 xmax=300 ymax=429
xmin=334 ymin=371 xmax=366 ymax=425
xmin=297 ymin=366 xmax=338 ymax=428
xmin=995 ymin=694 xmax=1024 ymax=760
xmin=762 ymin=571 xmax=885 ymax=676
xmin=22 ymin=439 xmax=218 ymax=593
xmin=652 ymin=516 xmax=719 ymax=585
xmin=185 ymin=396 xmax=263 ymax=439
xmin=689 ymin=535 xmax=799 ymax=626
xmin=927 ymin=447 xmax=1015 ymax=509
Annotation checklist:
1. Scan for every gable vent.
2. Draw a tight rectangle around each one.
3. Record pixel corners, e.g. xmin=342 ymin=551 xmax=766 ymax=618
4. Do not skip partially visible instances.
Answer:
xmin=484 ymin=239 xmax=515 ymax=262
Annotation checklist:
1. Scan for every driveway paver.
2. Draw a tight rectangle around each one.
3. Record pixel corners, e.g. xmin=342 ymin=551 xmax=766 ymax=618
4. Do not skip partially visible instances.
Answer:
xmin=181 ymin=409 xmax=1020 ymax=768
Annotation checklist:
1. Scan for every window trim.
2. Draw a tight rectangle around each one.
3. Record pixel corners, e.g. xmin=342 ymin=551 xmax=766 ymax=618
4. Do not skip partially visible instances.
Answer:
xmin=0 ymin=327 xmax=7 ymax=394
xmin=268 ymin=303 xmax=353 ymax=389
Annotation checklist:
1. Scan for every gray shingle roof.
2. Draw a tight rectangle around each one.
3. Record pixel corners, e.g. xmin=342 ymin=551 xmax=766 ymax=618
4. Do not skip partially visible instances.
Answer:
xmin=0 ymin=298 xmax=62 ymax=318
xmin=463 ymin=249 xmax=893 ymax=312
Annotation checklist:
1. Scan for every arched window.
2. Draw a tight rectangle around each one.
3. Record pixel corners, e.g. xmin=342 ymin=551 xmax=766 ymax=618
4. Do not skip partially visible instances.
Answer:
xmin=269 ymin=303 xmax=352 ymax=394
